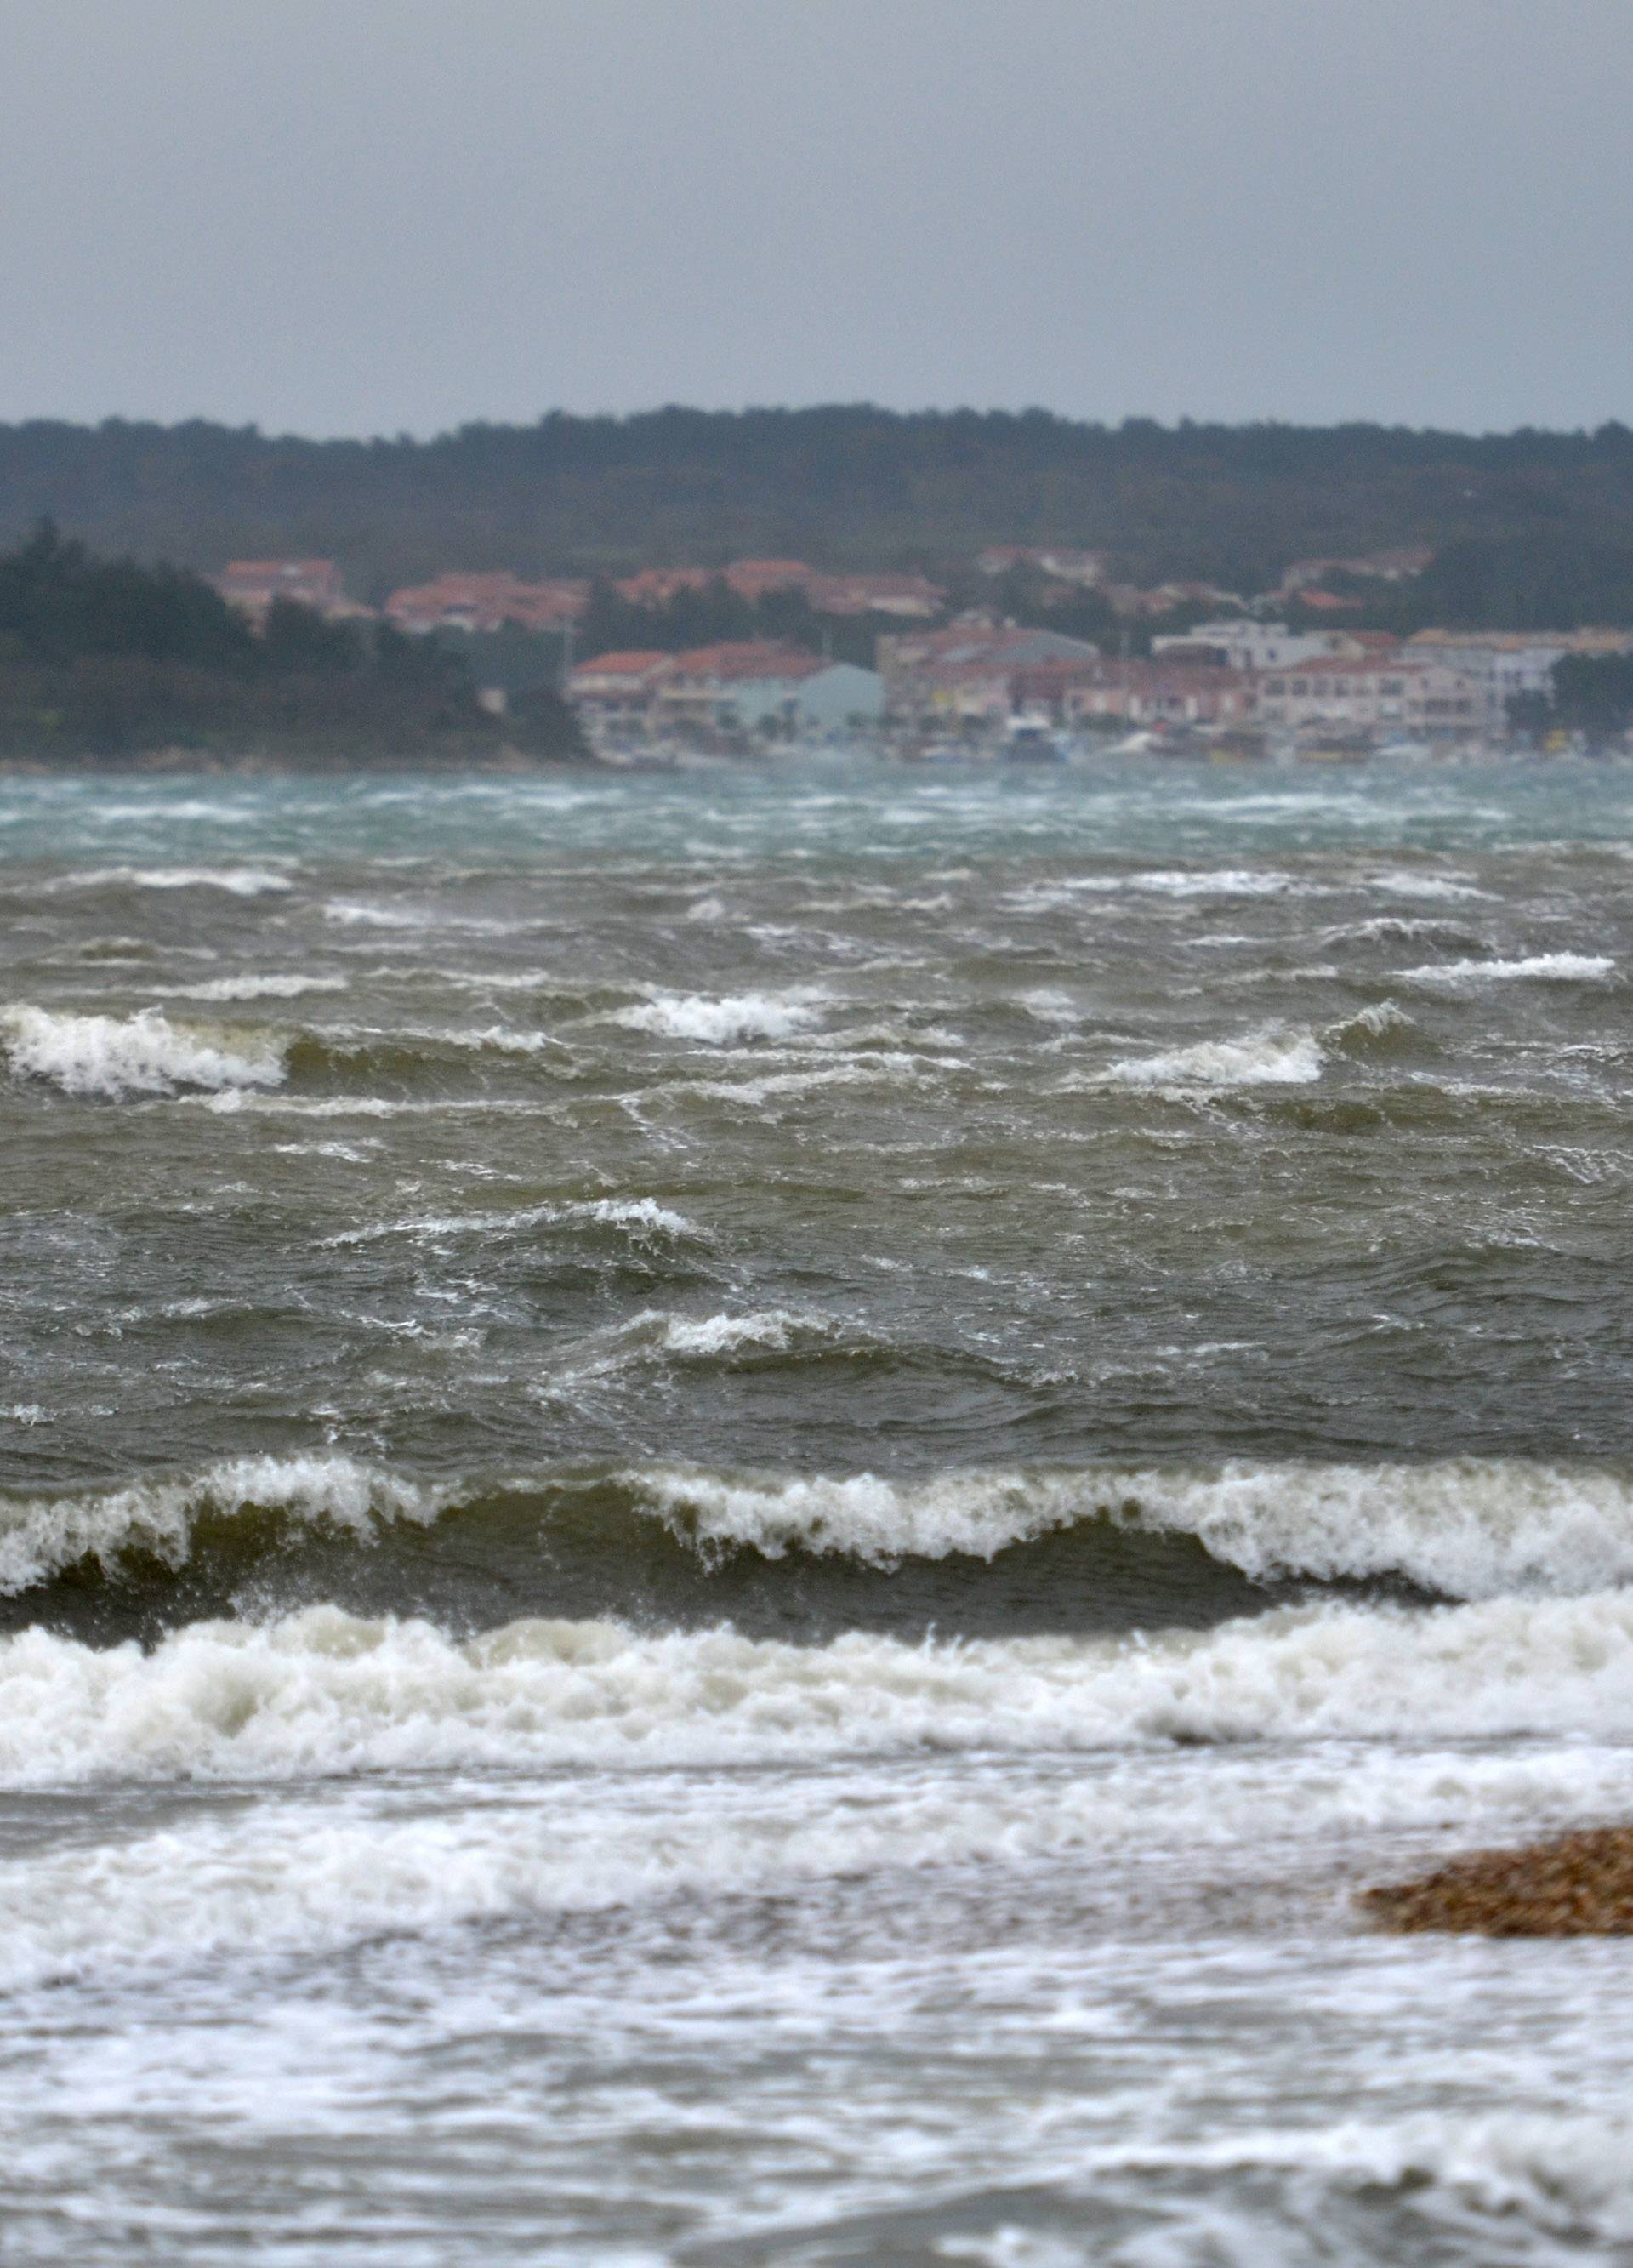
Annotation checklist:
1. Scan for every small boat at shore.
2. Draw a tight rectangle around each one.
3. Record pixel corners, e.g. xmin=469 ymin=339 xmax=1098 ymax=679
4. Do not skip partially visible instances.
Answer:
xmin=1002 ymin=712 xmax=1067 ymax=761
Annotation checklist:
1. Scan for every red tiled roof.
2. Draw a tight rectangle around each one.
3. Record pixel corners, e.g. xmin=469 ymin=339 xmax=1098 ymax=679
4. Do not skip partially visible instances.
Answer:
xmin=570 ymin=650 xmax=672 ymax=678
xmin=663 ymin=642 xmax=824 ymax=681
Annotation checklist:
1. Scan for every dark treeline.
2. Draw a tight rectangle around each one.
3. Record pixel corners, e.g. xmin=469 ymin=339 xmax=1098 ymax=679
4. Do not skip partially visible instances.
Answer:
xmin=5 ymin=409 xmax=1633 ymax=615
xmin=1511 ymin=655 xmax=1633 ymax=740
xmin=0 ymin=525 xmax=585 ymax=765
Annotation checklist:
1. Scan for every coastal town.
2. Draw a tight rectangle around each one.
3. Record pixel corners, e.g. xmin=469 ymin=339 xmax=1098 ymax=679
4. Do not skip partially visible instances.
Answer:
xmin=210 ymin=548 xmax=1633 ymax=762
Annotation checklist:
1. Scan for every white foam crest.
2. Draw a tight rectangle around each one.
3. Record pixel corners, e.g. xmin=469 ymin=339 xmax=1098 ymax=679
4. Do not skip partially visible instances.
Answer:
xmin=48 ymin=866 xmax=293 ymax=897
xmin=0 ymin=1457 xmax=443 ymax=1595
xmin=657 ymin=1308 xmax=828 ymax=1358
xmin=1105 ymin=1027 xmax=1325 ymax=1088
xmin=1083 ymin=2111 xmax=1633 ymax=2254
xmin=632 ymin=1456 xmax=1633 ymax=1599
xmin=1368 ymin=869 xmax=1491 ymax=901
xmin=147 ymin=974 xmax=347 ymax=1002
xmin=1014 ymin=869 xmax=1305 ymax=908
xmin=323 ymin=1194 xmax=703 ymax=1246
xmin=0 ymin=1004 xmax=287 ymax=1098
xmin=611 ymin=989 xmax=828 ymax=1044
xmin=1402 ymin=952 xmax=1615 ymax=987
xmin=11 ymin=1590 xmax=1633 ymax=1793
xmin=1327 ymin=1000 xmax=1416 ymax=1047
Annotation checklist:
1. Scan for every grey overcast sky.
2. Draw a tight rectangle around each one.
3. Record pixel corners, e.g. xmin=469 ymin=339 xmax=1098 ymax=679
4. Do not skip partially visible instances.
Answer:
xmin=0 ymin=0 xmax=1627 ymax=437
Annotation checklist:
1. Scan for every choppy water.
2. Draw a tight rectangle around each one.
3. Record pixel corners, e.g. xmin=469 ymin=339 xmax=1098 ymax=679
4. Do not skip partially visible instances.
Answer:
xmin=4 ymin=754 xmax=1633 ymax=2264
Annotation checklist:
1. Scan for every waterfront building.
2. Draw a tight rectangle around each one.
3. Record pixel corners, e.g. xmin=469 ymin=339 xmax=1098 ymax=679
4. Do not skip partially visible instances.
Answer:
xmin=1255 ymin=653 xmax=1489 ymax=735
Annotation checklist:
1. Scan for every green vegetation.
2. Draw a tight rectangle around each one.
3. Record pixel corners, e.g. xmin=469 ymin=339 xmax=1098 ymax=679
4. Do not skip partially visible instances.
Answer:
xmin=0 ymin=526 xmax=587 ymax=766
xmin=5 ymin=410 xmax=1633 ymax=623
xmin=1510 ymin=653 xmax=1633 ymax=742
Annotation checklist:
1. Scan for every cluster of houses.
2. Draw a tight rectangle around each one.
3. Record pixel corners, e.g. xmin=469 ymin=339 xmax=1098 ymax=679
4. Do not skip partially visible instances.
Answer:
xmin=875 ymin=620 xmax=1633 ymax=741
xmin=209 ymin=550 xmax=1633 ymax=749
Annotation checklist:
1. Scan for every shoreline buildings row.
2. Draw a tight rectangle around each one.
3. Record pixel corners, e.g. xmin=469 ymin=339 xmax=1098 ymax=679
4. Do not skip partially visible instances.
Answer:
xmin=209 ymin=555 xmax=1633 ymax=748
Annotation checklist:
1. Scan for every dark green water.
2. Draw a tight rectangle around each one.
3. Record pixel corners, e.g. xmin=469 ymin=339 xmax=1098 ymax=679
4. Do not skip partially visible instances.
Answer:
xmin=2 ymin=755 xmax=1633 ymax=2265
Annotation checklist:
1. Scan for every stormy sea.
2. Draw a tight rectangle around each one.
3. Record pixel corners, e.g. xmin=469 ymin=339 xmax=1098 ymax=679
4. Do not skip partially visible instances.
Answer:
xmin=4 ymin=752 xmax=1633 ymax=2265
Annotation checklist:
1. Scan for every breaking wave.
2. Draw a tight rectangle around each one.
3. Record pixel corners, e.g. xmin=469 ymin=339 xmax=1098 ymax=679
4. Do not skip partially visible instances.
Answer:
xmin=1 ymin=1004 xmax=287 ymax=1097
xmin=46 ymin=865 xmax=293 ymax=897
xmin=1105 ymin=1027 xmax=1326 ymax=1087
xmin=610 ymin=988 xmax=828 ymax=1044
xmin=1402 ymin=952 xmax=1615 ymax=987
xmin=148 ymin=974 xmax=348 ymax=1002
xmin=8 ymin=1583 xmax=1633 ymax=1792
xmin=10 ymin=1454 xmax=1633 ymax=1616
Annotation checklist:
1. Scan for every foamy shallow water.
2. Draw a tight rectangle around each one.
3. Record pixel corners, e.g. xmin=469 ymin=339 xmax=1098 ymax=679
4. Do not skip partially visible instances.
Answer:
xmin=5 ymin=755 xmax=1633 ymax=2262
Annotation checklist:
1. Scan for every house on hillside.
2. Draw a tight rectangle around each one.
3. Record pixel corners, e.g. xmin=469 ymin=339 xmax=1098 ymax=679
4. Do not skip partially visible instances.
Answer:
xmin=805 ymin=572 xmax=946 ymax=618
xmin=722 ymin=560 xmax=815 ymax=601
xmin=612 ymin=568 xmax=717 ymax=607
xmin=975 ymin=547 xmax=1107 ymax=587
xmin=1277 ymin=547 xmax=1433 ymax=595
xmin=384 ymin=573 xmax=587 ymax=635
xmin=213 ymin=559 xmax=369 ymax=628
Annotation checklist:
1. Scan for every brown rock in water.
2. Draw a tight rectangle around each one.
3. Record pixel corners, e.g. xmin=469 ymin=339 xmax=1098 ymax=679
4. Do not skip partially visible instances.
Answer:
xmin=1362 ymin=1826 xmax=1633 ymax=1937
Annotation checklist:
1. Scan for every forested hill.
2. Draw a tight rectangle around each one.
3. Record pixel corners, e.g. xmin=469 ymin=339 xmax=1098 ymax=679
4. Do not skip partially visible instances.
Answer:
xmin=4 ymin=410 xmax=1633 ymax=599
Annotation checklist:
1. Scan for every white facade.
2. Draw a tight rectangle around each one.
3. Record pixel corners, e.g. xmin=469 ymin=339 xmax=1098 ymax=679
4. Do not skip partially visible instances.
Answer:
xmin=1406 ymin=633 xmax=1592 ymax=714
xmin=1152 ymin=621 xmax=1355 ymax=671
xmin=1256 ymin=659 xmax=1492 ymax=736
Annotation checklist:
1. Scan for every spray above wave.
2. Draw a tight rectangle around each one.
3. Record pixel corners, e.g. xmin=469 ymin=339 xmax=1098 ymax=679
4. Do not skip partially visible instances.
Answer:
xmin=0 ymin=1004 xmax=287 ymax=1098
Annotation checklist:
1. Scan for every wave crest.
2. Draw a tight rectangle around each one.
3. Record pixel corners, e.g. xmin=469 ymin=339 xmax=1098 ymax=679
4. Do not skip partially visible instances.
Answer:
xmin=611 ymin=989 xmax=827 ymax=1044
xmin=1105 ymin=1028 xmax=1325 ymax=1089
xmin=8 ymin=1584 xmax=1633 ymax=1788
xmin=1 ymin=1005 xmax=287 ymax=1098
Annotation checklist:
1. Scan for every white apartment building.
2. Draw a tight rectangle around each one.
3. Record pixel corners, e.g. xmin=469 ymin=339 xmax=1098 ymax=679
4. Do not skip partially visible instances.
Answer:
xmin=1152 ymin=621 xmax=1358 ymax=672
xmin=1406 ymin=630 xmax=1633 ymax=715
xmin=1255 ymin=655 xmax=1492 ymax=736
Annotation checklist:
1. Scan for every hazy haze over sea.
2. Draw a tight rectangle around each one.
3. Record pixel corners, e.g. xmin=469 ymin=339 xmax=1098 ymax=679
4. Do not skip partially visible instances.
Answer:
xmin=4 ymin=752 xmax=1633 ymax=2264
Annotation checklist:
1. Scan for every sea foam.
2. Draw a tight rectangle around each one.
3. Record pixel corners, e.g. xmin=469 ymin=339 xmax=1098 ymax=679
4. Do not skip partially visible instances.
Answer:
xmin=6 ymin=1587 xmax=1633 ymax=1792
xmin=0 ymin=1005 xmax=287 ymax=1098
xmin=1105 ymin=1028 xmax=1326 ymax=1088
xmin=611 ymin=989 xmax=827 ymax=1044
xmin=1402 ymin=952 xmax=1615 ymax=987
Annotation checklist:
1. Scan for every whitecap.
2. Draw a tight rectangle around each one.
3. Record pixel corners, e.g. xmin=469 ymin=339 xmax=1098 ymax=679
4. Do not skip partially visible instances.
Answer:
xmin=1104 ymin=1028 xmax=1325 ymax=1088
xmin=611 ymin=989 xmax=828 ymax=1044
xmin=0 ymin=1005 xmax=287 ymax=1099
xmin=1401 ymin=952 xmax=1614 ymax=987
